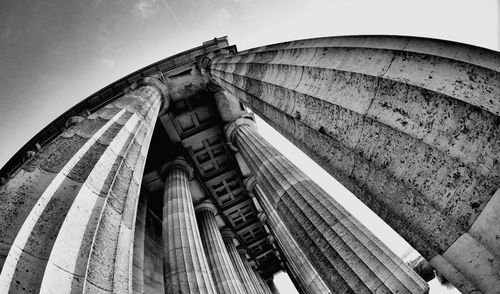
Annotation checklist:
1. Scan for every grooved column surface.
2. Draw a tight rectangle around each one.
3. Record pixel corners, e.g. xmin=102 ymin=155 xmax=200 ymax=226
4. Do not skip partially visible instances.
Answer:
xmin=254 ymin=271 xmax=272 ymax=294
xmin=252 ymin=185 xmax=330 ymax=294
xmin=197 ymin=209 xmax=246 ymax=294
xmin=0 ymin=84 xmax=163 ymax=293
xmin=231 ymin=124 xmax=428 ymax=294
xmin=222 ymin=233 xmax=260 ymax=294
xmin=163 ymin=167 xmax=216 ymax=294
xmin=132 ymin=196 xmax=148 ymax=294
xmin=238 ymin=250 xmax=269 ymax=294
xmin=209 ymin=35 xmax=500 ymax=293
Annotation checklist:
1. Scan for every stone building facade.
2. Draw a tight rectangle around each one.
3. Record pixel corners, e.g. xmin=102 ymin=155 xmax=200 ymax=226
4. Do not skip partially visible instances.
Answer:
xmin=0 ymin=36 xmax=498 ymax=294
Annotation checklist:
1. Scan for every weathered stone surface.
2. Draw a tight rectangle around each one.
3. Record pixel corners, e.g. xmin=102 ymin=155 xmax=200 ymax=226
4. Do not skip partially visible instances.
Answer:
xmin=0 ymin=80 xmax=165 ymax=293
xmin=226 ymin=118 xmax=428 ymax=293
xmin=207 ymin=35 xmax=499 ymax=293
xmin=132 ymin=196 xmax=147 ymax=294
xmin=246 ymin=180 xmax=330 ymax=294
xmin=163 ymin=159 xmax=217 ymax=294
xmin=196 ymin=200 xmax=245 ymax=294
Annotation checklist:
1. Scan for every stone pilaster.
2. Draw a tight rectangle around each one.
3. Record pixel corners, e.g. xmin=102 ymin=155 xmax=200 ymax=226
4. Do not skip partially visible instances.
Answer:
xmin=162 ymin=158 xmax=217 ymax=294
xmin=221 ymin=228 xmax=260 ymax=294
xmin=226 ymin=117 xmax=428 ymax=294
xmin=196 ymin=200 xmax=246 ymax=294
xmin=206 ymin=35 xmax=500 ymax=293
xmin=246 ymin=177 xmax=330 ymax=294
xmin=0 ymin=78 xmax=167 ymax=293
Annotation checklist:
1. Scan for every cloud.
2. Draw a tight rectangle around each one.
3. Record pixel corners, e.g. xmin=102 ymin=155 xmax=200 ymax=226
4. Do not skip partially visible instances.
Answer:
xmin=133 ymin=0 xmax=157 ymax=18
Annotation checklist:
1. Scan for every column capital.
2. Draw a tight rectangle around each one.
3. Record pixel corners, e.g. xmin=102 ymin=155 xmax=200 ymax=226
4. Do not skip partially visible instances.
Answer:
xmin=221 ymin=227 xmax=235 ymax=239
xmin=136 ymin=77 xmax=170 ymax=112
xmin=224 ymin=114 xmax=256 ymax=150
xmin=198 ymin=49 xmax=232 ymax=74
xmin=244 ymin=176 xmax=257 ymax=197
xmin=195 ymin=199 xmax=218 ymax=215
xmin=161 ymin=156 xmax=194 ymax=180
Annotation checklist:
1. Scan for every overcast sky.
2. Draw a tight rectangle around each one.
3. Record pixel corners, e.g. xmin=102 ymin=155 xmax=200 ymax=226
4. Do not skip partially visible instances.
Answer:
xmin=0 ymin=0 xmax=498 ymax=292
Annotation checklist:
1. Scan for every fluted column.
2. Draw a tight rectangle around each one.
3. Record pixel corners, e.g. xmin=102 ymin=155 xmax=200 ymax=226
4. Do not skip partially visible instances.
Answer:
xmin=206 ymin=35 xmax=500 ymax=293
xmin=221 ymin=228 xmax=260 ymax=294
xmin=246 ymin=178 xmax=330 ymax=294
xmin=162 ymin=158 xmax=217 ymax=294
xmin=0 ymin=78 xmax=167 ymax=293
xmin=196 ymin=200 xmax=245 ymax=294
xmin=226 ymin=117 xmax=428 ymax=294
xmin=254 ymin=270 xmax=273 ymax=294
xmin=132 ymin=196 xmax=148 ymax=294
xmin=237 ymin=247 xmax=269 ymax=294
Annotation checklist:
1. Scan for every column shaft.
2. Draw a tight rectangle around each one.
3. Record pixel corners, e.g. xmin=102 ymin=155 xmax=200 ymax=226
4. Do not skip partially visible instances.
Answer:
xmin=196 ymin=203 xmax=245 ymax=294
xmin=254 ymin=271 xmax=272 ymax=294
xmin=132 ymin=196 xmax=148 ymax=294
xmin=163 ymin=162 xmax=217 ymax=294
xmin=238 ymin=249 xmax=269 ymax=294
xmin=251 ymin=184 xmax=330 ymax=294
xmin=208 ymin=35 xmax=500 ymax=293
xmin=230 ymin=122 xmax=428 ymax=293
xmin=0 ymin=81 xmax=166 ymax=293
xmin=222 ymin=232 xmax=260 ymax=294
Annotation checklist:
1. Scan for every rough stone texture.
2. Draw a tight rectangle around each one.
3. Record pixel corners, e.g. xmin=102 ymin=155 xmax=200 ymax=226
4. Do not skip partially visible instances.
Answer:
xmin=227 ymin=120 xmax=428 ymax=294
xmin=0 ymin=82 xmax=164 ymax=294
xmin=221 ymin=229 xmax=260 ymax=294
xmin=163 ymin=162 xmax=217 ymax=294
xmin=132 ymin=196 xmax=148 ymax=294
xmin=207 ymin=35 xmax=500 ymax=293
xmin=196 ymin=201 xmax=245 ymax=294
xmin=247 ymin=181 xmax=330 ymax=294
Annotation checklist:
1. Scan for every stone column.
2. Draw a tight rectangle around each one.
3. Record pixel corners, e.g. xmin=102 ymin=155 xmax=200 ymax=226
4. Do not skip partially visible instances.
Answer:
xmin=132 ymin=196 xmax=148 ymax=294
xmin=162 ymin=158 xmax=217 ymax=294
xmin=0 ymin=78 xmax=168 ymax=293
xmin=237 ymin=247 xmax=270 ymax=294
xmin=246 ymin=178 xmax=330 ymax=294
xmin=221 ymin=228 xmax=260 ymax=294
xmin=196 ymin=200 xmax=246 ymax=294
xmin=225 ymin=116 xmax=428 ymax=294
xmin=205 ymin=35 xmax=500 ymax=293
xmin=254 ymin=270 xmax=273 ymax=294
